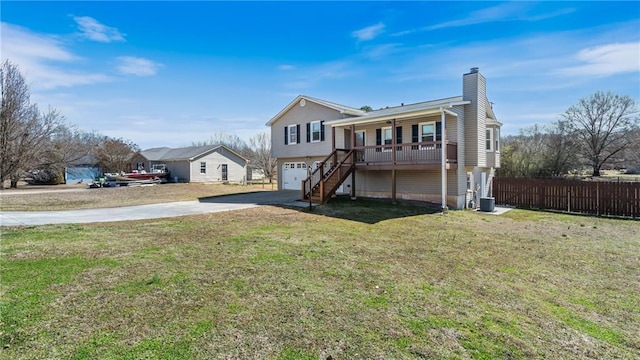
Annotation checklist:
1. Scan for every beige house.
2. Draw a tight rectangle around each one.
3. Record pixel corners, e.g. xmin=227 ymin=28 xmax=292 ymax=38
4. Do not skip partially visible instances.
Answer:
xmin=267 ymin=68 xmax=501 ymax=210
xmin=131 ymin=145 xmax=248 ymax=183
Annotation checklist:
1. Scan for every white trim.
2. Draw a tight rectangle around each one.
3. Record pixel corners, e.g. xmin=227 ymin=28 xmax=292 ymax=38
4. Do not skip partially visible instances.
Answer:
xmin=266 ymin=95 xmax=365 ymax=126
xmin=310 ymin=120 xmax=322 ymax=143
xmin=382 ymin=126 xmax=392 ymax=152
xmin=288 ymin=124 xmax=298 ymax=145
xmin=419 ymin=121 xmax=436 ymax=148
xmin=325 ymin=100 xmax=470 ymax=127
xmin=485 ymin=128 xmax=493 ymax=152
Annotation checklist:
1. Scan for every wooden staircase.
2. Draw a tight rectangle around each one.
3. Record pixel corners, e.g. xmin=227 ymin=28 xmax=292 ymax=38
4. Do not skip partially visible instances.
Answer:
xmin=302 ymin=149 xmax=356 ymax=204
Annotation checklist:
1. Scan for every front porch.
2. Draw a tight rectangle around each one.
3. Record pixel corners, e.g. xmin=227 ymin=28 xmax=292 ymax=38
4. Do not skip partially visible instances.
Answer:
xmin=353 ymin=141 xmax=457 ymax=170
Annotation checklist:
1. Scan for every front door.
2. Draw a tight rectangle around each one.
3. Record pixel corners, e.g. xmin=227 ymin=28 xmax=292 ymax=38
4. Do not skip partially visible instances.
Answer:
xmin=221 ymin=164 xmax=228 ymax=181
xmin=355 ymin=130 xmax=365 ymax=162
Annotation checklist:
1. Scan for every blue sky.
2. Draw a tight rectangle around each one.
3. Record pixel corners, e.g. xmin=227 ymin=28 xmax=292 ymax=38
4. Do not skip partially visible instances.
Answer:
xmin=2 ymin=1 xmax=639 ymax=149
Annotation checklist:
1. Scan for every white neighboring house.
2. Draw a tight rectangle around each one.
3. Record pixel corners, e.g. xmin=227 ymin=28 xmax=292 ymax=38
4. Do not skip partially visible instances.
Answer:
xmin=267 ymin=68 xmax=502 ymax=209
xmin=131 ymin=145 xmax=248 ymax=183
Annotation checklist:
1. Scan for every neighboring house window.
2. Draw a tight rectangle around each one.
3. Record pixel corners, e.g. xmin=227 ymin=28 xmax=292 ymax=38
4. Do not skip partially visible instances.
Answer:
xmin=308 ymin=120 xmax=323 ymax=142
xmin=285 ymin=124 xmax=299 ymax=145
xmin=486 ymin=129 xmax=493 ymax=151
xmin=495 ymin=128 xmax=500 ymax=152
xmin=200 ymin=162 xmax=206 ymax=174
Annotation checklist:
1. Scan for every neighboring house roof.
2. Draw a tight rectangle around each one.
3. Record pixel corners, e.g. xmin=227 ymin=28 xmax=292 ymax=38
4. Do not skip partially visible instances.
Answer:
xmin=140 ymin=145 xmax=248 ymax=162
xmin=325 ymin=96 xmax=470 ymax=127
xmin=139 ymin=147 xmax=172 ymax=161
xmin=266 ymin=95 xmax=367 ymax=126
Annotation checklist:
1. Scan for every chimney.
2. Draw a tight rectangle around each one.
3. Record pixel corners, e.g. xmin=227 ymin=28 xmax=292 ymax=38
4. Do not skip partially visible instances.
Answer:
xmin=463 ymin=67 xmax=487 ymax=167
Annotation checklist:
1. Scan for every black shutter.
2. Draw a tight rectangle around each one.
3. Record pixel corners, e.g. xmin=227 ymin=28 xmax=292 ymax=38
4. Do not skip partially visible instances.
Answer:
xmin=306 ymin=123 xmax=311 ymax=143
xmin=436 ymin=122 xmax=442 ymax=141
xmin=396 ymin=126 xmax=403 ymax=151
xmin=284 ymin=126 xmax=288 ymax=145
xmin=296 ymin=124 xmax=301 ymax=144
xmin=375 ymin=128 xmax=382 ymax=152
xmin=320 ymin=121 xmax=325 ymax=141
xmin=412 ymin=124 xmax=419 ymax=149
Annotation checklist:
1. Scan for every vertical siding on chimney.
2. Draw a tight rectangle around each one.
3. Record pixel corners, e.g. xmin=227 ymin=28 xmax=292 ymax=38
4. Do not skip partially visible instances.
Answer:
xmin=462 ymin=71 xmax=487 ymax=168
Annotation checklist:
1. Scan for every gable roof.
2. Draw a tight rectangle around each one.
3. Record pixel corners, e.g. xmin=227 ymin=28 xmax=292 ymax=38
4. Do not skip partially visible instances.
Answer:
xmin=140 ymin=145 xmax=248 ymax=162
xmin=266 ymin=95 xmax=366 ymax=126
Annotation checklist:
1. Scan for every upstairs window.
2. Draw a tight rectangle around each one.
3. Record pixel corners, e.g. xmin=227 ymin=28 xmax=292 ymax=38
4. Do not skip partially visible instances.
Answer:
xmin=309 ymin=121 xmax=323 ymax=142
xmin=495 ymin=128 xmax=500 ymax=152
xmin=200 ymin=162 xmax=206 ymax=174
xmin=486 ymin=129 xmax=493 ymax=151
xmin=285 ymin=124 xmax=300 ymax=145
xmin=289 ymin=125 xmax=298 ymax=144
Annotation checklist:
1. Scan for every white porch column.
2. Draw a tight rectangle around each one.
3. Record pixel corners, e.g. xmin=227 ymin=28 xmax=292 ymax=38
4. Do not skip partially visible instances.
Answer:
xmin=440 ymin=108 xmax=447 ymax=211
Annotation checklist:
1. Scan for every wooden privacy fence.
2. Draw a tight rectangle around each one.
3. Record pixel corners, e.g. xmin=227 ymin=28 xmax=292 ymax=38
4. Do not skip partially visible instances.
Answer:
xmin=493 ymin=178 xmax=640 ymax=218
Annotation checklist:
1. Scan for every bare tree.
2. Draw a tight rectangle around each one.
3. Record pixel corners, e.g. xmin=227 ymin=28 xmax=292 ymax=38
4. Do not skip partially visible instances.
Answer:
xmin=192 ymin=131 xmax=251 ymax=158
xmin=94 ymin=137 xmax=140 ymax=173
xmin=34 ymin=125 xmax=97 ymax=184
xmin=562 ymin=91 xmax=639 ymax=176
xmin=498 ymin=125 xmax=548 ymax=177
xmin=249 ymin=132 xmax=276 ymax=183
xmin=1 ymin=60 xmax=64 ymax=188
xmin=542 ymin=121 xmax=579 ymax=176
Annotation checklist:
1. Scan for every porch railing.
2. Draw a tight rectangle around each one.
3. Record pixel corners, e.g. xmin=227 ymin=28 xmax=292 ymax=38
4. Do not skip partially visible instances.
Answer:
xmin=353 ymin=141 xmax=457 ymax=165
xmin=302 ymin=148 xmax=353 ymax=200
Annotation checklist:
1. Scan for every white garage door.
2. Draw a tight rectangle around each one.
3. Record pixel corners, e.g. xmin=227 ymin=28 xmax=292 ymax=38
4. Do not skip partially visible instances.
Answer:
xmin=282 ymin=162 xmax=308 ymax=190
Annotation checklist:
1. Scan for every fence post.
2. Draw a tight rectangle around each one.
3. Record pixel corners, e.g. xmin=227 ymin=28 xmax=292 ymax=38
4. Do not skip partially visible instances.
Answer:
xmin=596 ymin=182 xmax=600 ymax=216
xmin=567 ymin=189 xmax=571 ymax=212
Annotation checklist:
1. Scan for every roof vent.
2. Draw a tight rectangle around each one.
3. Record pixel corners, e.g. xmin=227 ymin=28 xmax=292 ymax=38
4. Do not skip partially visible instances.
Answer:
xmin=470 ymin=67 xmax=479 ymax=74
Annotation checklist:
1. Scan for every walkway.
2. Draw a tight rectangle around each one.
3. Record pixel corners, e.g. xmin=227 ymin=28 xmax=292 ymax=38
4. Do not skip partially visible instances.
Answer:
xmin=0 ymin=191 xmax=302 ymax=226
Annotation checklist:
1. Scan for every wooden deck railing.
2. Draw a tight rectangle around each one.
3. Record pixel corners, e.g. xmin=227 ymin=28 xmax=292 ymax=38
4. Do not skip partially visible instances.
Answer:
xmin=353 ymin=141 xmax=457 ymax=165
xmin=302 ymin=148 xmax=353 ymax=201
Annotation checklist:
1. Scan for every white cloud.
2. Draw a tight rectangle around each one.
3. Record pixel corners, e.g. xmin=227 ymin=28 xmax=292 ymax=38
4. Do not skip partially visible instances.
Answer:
xmin=115 ymin=56 xmax=162 ymax=76
xmin=392 ymin=3 xmax=574 ymax=35
xmin=1 ymin=22 xmax=112 ymax=89
xmin=558 ymin=42 xmax=640 ymax=77
xmin=278 ymin=64 xmax=294 ymax=71
xmin=72 ymin=16 xmax=125 ymax=42
xmin=352 ymin=23 xmax=385 ymax=41
xmin=362 ymin=43 xmax=403 ymax=60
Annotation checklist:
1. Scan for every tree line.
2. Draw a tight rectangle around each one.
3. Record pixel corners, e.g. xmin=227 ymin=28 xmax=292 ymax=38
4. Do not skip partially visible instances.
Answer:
xmin=499 ymin=91 xmax=639 ymax=178
xmin=1 ymin=59 xmax=276 ymax=188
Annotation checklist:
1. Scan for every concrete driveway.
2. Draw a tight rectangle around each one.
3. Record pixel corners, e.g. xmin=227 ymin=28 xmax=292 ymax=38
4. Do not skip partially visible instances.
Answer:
xmin=0 ymin=190 xmax=302 ymax=226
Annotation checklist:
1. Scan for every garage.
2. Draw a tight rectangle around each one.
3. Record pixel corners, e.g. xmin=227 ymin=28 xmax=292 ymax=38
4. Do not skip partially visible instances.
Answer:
xmin=282 ymin=162 xmax=308 ymax=190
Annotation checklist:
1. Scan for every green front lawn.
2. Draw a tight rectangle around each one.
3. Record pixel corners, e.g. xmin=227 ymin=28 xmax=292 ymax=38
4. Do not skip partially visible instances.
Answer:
xmin=1 ymin=199 xmax=638 ymax=359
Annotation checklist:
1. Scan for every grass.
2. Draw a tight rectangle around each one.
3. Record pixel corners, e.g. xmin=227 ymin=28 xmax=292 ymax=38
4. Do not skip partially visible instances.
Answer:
xmin=0 ymin=183 xmax=276 ymax=211
xmin=1 ymin=198 xmax=639 ymax=359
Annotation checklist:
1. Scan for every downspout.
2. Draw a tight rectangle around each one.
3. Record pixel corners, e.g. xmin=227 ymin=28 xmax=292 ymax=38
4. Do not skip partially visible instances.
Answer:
xmin=391 ymin=118 xmax=397 ymax=204
xmin=440 ymin=107 xmax=447 ymax=212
